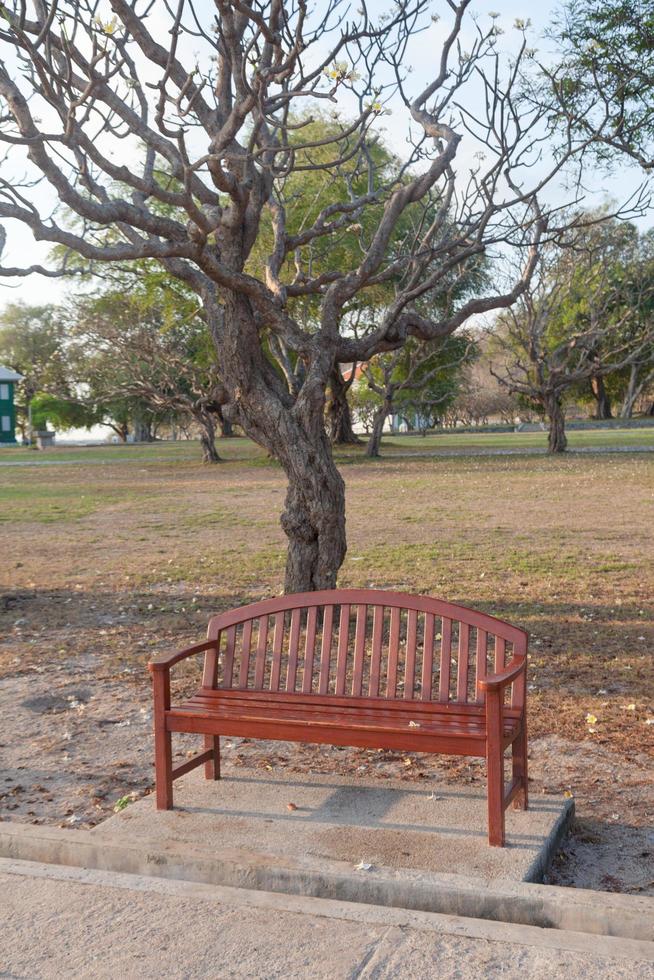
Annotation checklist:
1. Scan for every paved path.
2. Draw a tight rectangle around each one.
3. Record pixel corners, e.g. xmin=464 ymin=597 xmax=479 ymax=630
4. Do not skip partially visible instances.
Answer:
xmin=1 ymin=858 xmax=652 ymax=979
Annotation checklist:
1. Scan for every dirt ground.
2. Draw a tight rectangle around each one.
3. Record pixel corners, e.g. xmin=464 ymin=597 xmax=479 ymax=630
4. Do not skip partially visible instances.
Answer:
xmin=1 ymin=444 xmax=653 ymax=893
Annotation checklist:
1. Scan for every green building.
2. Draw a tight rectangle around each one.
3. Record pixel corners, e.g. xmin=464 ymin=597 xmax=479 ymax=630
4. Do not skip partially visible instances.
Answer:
xmin=0 ymin=366 xmax=23 ymax=444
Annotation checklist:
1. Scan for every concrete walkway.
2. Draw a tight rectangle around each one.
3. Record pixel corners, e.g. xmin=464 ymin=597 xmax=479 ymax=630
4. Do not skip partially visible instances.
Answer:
xmin=2 ymin=857 xmax=653 ymax=978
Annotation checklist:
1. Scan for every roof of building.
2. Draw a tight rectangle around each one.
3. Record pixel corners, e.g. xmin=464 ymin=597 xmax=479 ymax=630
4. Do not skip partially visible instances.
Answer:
xmin=0 ymin=365 xmax=23 ymax=381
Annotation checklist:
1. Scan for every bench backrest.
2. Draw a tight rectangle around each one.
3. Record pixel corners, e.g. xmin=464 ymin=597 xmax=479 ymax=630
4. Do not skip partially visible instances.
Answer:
xmin=203 ymin=590 xmax=527 ymax=707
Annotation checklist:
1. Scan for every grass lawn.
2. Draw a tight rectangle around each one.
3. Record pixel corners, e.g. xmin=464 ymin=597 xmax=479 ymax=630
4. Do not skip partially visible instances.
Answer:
xmin=1 ymin=438 xmax=652 ymax=891
xmin=1 ymin=423 xmax=653 ymax=468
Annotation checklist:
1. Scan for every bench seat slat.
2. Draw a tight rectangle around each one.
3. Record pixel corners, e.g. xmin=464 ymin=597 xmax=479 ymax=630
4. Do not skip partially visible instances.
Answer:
xmin=166 ymin=712 xmax=494 ymax=755
xmin=172 ymin=692 xmax=521 ymax=739
xmin=193 ymin=686 xmax=522 ymax=718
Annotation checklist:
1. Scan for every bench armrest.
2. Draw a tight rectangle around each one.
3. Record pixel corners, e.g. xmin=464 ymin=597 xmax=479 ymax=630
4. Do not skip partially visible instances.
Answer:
xmin=148 ymin=639 xmax=217 ymax=673
xmin=478 ymin=657 xmax=526 ymax=693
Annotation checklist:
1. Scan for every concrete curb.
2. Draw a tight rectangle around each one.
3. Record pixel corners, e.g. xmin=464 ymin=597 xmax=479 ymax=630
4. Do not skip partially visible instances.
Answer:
xmin=1 ymin=821 xmax=652 ymax=943
xmin=3 ymin=856 xmax=653 ymax=964
xmin=522 ymin=797 xmax=575 ymax=882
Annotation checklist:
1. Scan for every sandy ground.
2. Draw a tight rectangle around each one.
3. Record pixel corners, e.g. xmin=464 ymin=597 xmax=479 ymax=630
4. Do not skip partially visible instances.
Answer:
xmin=0 ymin=653 xmax=652 ymax=892
xmin=1 ymin=448 xmax=653 ymax=894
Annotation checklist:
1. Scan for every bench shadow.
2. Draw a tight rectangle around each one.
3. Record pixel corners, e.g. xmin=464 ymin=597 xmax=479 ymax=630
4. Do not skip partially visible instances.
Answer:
xmin=178 ymin=774 xmax=560 ymax=849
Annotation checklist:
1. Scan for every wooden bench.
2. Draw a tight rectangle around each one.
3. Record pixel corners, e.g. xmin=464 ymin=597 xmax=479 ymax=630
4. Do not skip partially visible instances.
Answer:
xmin=148 ymin=589 xmax=528 ymax=846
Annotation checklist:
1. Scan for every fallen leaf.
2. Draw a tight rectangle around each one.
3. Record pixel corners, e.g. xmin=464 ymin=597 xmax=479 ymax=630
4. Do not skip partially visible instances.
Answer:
xmin=286 ymin=802 xmax=298 ymax=811
xmin=625 ymin=704 xmax=636 ymax=711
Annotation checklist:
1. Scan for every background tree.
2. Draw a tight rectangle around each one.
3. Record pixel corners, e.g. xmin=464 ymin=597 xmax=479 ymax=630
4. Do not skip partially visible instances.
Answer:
xmin=0 ymin=1 xmax=610 ymax=590
xmin=490 ymin=233 xmax=654 ymax=452
xmin=548 ymin=0 xmax=654 ymax=172
xmin=363 ymin=334 xmax=474 ymax=457
xmin=70 ymin=285 xmax=228 ymax=463
xmin=0 ymin=303 xmax=68 ymax=439
xmin=450 ymin=356 xmax=521 ymax=426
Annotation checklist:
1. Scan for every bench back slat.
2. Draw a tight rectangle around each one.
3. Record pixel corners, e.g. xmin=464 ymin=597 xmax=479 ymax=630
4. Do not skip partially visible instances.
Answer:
xmin=286 ymin=608 xmax=302 ymax=693
xmin=254 ymin=616 xmax=268 ymax=690
xmin=222 ymin=625 xmax=237 ymax=689
xmin=303 ymin=606 xmax=318 ymax=695
xmin=438 ymin=618 xmax=452 ymax=702
xmin=421 ymin=612 xmax=435 ymax=700
xmin=318 ymin=605 xmax=334 ymax=695
xmin=387 ymin=606 xmax=401 ymax=698
xmin=270 ymin=612 xmax=284 ymax=691
xmin=404 ymin=608 xmax=418 ymax=700
xmin=369 ymin=605 xmax=384 ymax=698
xmin=238 ymin=620 xmax=253 ymax=690
xmin=335 ymin=604 xmax=350 ymax=696
xmin=352 ymin=604 xmax=367 ymax=697
xmin=206 ymin=590 xmax=527 ymax=708
xmin=456 ymin=622 xmax=470 ymax=702
xmin=475 ymin=629 xmax=488 ymax=704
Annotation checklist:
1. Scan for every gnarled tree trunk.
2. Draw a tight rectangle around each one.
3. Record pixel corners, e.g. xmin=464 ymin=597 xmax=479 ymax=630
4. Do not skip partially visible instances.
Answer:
xmin=280 ymin=444 xmax=347 ymax=592
xmin=326 ymin=366 xmax=360 ymax=445
xmin=212 ymin=295 xmax=346 ymax=593
xmin=546 ymin=394 xmax=567 ymax=453
xmin=197 ymin=411 xmax=220 ymax=463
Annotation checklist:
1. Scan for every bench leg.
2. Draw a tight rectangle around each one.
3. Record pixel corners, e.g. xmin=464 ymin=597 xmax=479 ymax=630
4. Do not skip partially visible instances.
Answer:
xmin=152 ymin=668 xmax=173 ymax=810
xmin=486 ymin=688 xmax=505 ymax=846
xmin=512 ymin=719 xmax=528 ymax=811
xmin=154 ymin=724 xmax=173 ymax=809
xmin=487 ymin=746 xmax=505 ymax=847
xmin=204 ymin=735 xmax=221 ymax=780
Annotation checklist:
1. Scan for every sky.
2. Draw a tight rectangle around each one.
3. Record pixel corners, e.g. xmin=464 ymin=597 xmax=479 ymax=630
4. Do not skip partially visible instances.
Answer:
xmin=0 ymin=0 xmax=650 ymax=311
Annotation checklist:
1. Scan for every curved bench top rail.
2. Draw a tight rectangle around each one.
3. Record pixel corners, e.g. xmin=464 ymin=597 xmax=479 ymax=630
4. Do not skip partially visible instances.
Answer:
xmin=207 ymin=589 xmax=527 ymax=649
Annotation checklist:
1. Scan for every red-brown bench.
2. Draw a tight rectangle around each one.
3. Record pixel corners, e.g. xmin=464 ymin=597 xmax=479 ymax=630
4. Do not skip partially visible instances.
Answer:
xmin=148 ymin=589 xmax=528 ymax=846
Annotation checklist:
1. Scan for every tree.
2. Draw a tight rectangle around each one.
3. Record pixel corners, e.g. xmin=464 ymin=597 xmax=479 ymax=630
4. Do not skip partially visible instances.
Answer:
xmin=363 ymin=334 xmax=474 ymax=456
xmin=548 ymin=1 xmax=654 ymax=172
xmin=0 ymin=303 xmax=67 ymax=438
xmin=0 ymin=2 xmax=604 ymax=590
xmin=490 ymin=233 xmax=654 ymax=452
xmin=70 ymin=286 xmax=228 ymax=462
xmin=30 ymin=392 xmax=98 ymax=433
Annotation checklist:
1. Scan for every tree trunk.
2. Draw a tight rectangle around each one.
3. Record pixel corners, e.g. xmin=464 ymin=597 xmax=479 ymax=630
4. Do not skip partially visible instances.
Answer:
xmin=217 ymin=410 xmax=234 ymax=438
xmin=281 ymin=447 xmax=346 ymax=592
xmin=620 ymin=364 xmax=639 ymax=419
xmin=590 ymin=375 xmax=612 ymax=419
xmin=132 ymin=414 xmax=153 ymax=442
xmin=326 ymin=367 xmax=360 ymax=444
xmin=546 ymin=394 xmax=567 ymax=453
xmin=366 ymin=401 xmax=391 ymax=457
xmin=210 ymin=293 xmax=346 ymax=592
xmin=198 ymin=412 xmax=220 ymax=463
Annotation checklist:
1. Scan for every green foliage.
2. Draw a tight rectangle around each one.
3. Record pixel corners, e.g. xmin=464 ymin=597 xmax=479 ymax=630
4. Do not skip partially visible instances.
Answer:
xmin=30 ymin=393 xmax=100 ymax=432
xmin=0 ymin=303 xmax=68 ymax=428
xmin=552 ymin=0 xmax=654 ymax=166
